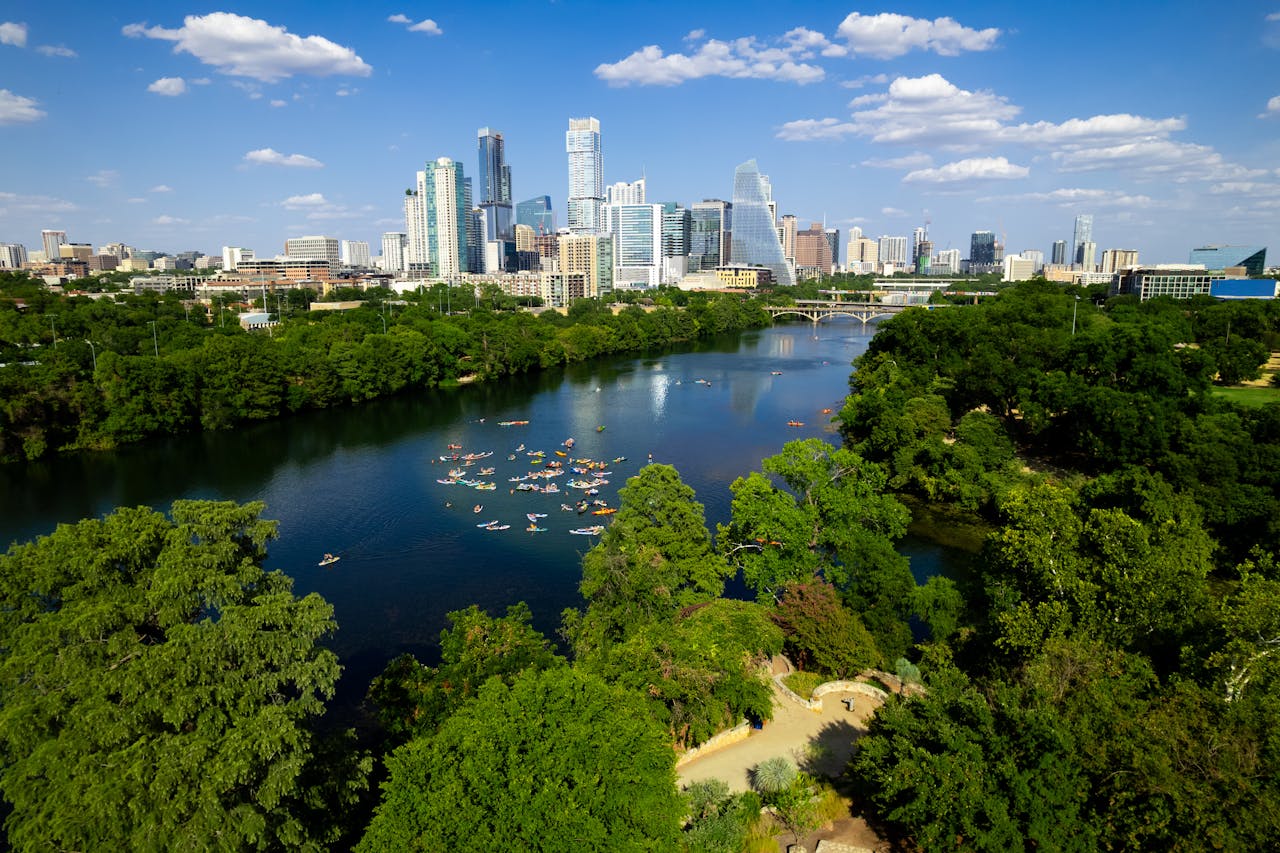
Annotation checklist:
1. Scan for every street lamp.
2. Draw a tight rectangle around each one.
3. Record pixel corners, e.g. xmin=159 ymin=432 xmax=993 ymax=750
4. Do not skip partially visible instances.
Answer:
xmin=49 ymin=316 xmax=57 ymax=348
xmin=85 ymin=340 xmax=96 ymax=371
xmin=1071 ymin=295 xmax=1080 ymax=336
xmin=148 ymin=321 xmax=158 ymax=357
xmin=380 ymin=314 xmax=387 ymax=334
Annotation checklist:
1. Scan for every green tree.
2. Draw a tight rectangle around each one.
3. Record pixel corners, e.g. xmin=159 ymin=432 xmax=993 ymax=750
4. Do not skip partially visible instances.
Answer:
xmin=0 ymin=501 xmax=359 ymax=851
xmin=681 ymin=779 xmax=762 ymax=853
xmin=366 ymin=601 xmax=562 ymax=742
xmin=358 ymin=667 xmax=682 ymax=851
xmin=772 ymin=581 xmax=880 ymax=675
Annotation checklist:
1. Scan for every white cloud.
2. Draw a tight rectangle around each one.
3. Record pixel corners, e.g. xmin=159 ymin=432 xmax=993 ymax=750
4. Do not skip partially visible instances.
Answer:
xmin=150 ymin=184 xmax=172 ymax=193
xmin=190 ymin=77 xmax=211 ymax=85
xmin=86 ymin=170 xmax=119 ymax=188
xmin=841 ymin=73 xmax=888 ymax=89
xmin=776 ymin=118 xmax=858 ymax=141
xmin=0 ymin=89 xmax=45 ymax=124
xmin=36 ymin=45 xmax=76 ymax=57
xmin=281 ymin=192 xmax=328 ymax=208
xmin=243 ymin=147 xmax=324 ymax=168
xmin=123 ymin=13 xmax=371 ymax=82
xmin=881 ymin=206 xmax=908 ymax=217
xmin=387 ymin=14 xmax=411 ymax=24
xmin=0 ymin=191 xmax=77 ymax=214
xmin=147 ymin=76 xmax=187 ymax=96
xmin=861 ymin=152 xmax=933 ymax=169
xmin=152 ymin=215 xmax=189 ymax=225
xmin=976 ymin=189 xmax=1154 ymax=208
xmin=0 ymin=21 xmax=27 ymax=47
xmin=1260 ymin=95 xmax=1280 ymax=118
xmin=126 ymin=197 xmax=147 ymax=204
xmin=1052 ymin=139 xmax=1265 ymax=182
xmin=270 ymin=99 xmax=287 ymax=108
xmin=684 ymin=29 xmax=705 ymax=41
xmin=834 ymin=12 xmax=1000 ymax=59
xmin=408 ymin=19 xmax=442 ymax=35
xmin=904 ymin=156 xmax=1028 ymax=183
xmin=596 ymin=36 xmax=825 ymax=86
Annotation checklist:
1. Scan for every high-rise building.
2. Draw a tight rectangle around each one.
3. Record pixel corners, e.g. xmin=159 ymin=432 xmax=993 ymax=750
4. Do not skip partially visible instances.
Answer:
xmin=606 ymin=203 xmax=662 ymax=289
xmin=661 ymin=204 xmax=691 ymax=259
xmin=516 ymin=196 xmax=555 ymax=235
xmin=1003 ymin=254 xmax=1037 ymax=282
xmin=911 ymin=226 xmax=927 ymax=268
xmin=780 ymin=215 xmax=798 ymax=264
xmin=825 ymin=228 xmax=840 ymax=268
xmin=404 ymin=159 xmax=470 ymax=276
xmin=99 ymin=242 xmax=132 ymax=259
xmin=795 ymin=223 xmax=833 ymax=275
xmin=566 ymin=117 xmax=603 ymax=234
xmin=848 ymin=237 xmax=879 ymax=272
xmin=341 ymin=240 xmax=371 ymax=268
xmin=477 ymin=127 xmax=513 ymax=242
xmin=690 ymin=200 xmax=731 ymax=272
xmin=878 ymin=235 xmax=909 ymax=268
xmin=933 ymin=248 xmax=961 ymax=275
xmin=606 ymin=179 xmax=646 ymax=205
xmin=1188 ymin=245 xmax=1267 ymax=276
xmin=1072 ymin=214 xmax=1094 ymax=267
xmin=1101 ymin=248 xmax=1139 ymax=274
xmin=970 ymin=231 xmax=997 ymax=270
xmin=559 ymin=234 xmax=615 ymax=298
xmin=1051 ymin=240 xmax=1067 ymax=266
xmin=0 ymin=243 xmax=27 ymax=268
xmin=1021 ymin=249 xmax=1045 ymax=271
xmin=222 ymin=246 xmax=254 ymax=271
xmin=381 ymin=232 xmax=407 ymax=273
xmin=729 ymin=159 xmax=794 ymax=287
xmin=285 ymin=236 xmax=340 ymax=264
xmin=915 ymin=240 xmax=933 ymax=273
xmin=1079 ymin=241 xmax=1097 ymax=271
xmin=41 ymin=230 xmax=67 ymax=261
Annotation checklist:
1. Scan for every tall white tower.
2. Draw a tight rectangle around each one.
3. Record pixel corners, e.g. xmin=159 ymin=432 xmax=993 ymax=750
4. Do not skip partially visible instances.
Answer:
xmin=566 ymin=117 xmax=603 ymax=234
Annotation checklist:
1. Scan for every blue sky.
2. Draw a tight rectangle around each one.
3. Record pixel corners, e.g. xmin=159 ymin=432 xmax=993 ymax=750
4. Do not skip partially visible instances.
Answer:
xmin=1 ymin=1 xmax=1277 ymax=264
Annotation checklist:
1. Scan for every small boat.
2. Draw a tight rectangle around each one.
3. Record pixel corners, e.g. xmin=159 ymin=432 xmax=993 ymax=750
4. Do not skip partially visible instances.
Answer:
xmin=484 ymin=524 xmax=510 ymax=531
xmin=771 ymin=371 xmax=783 ymax=376
xmin=543 ymin=484 xmax=559 ymax=494
xmin=561 ymin=503 xmax=575 ymax=512
xmin=592 ymin=507 xmax=617 ymax=516
xmin=447 ymin=443 xmax=463 ymax=450
xmin=507 ymin=454 xmax=516 ymax=460
xmin=318 ymin=553 xmax=340 ymax=567
xmin=564 ymin=437 xmax=575 ymax=448
xmin=596 ymin=425 xmax=606 ymax=432
xmin=526 ymin=525 xmax=546 ymax=533
xmin=787 ymin=420 xmax=805 ymax=427
xmin=477 ymin=520 xmax=500 ymax=528
xmin=612 ymin=456 xmax=626 ymax=463
xmin=515 ymin=443 xmax=525 ymax=451
xmin=498 ymin=420 xmax=530 ymax=427
xmin=569 ymin=526 xmax=605 ymax=536
xmin=473 ymin=504 xmax=483 ymax=513
xmin=576 ymin=501 xmax=590 ymax=514
xmin=526 ymin=513 xmax=547 ymax=522
xmin=555 ymin=450 xmax=567 ymax=457
xmin=436 ymin=478 xmax=458 ymax=485
xmin=821 ymin=408 xmax=833 ymax=414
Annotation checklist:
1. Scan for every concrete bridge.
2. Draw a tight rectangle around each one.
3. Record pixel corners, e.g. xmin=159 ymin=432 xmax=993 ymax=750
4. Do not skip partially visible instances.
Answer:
xmin=764 ymin=299 xmax=933 ymax=325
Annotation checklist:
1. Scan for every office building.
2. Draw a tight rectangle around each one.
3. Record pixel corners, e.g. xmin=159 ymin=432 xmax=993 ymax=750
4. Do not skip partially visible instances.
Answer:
xmin=795 ymin=223 xmax=833 ymax=275
xmin=99 ymin=242 xmax=133 ymax=259
xmin=477 ymin=127 xmax=513 ymax=241
xmin=911 ymin=227 xmax=927 ymax=269
xmin=1111 ymin=265 xmax=1218 ymax=300
xmin=780 ymin=215 xmax=798 ymax=265
xmin=1189 ymin=245 xmax=1267 ymax=276
xmin=606 ymin=178 xmax=646 ymax=205
xmin=285 ymin=236 xmax=341 ymax=265
xmin=0 ymin=243 xmax=28 ymax=268
xmin=1100 ymin=249 xmax=1139 ymax=274
xmin=41 ymin=230 xmax=67 ymax=261
xmin=848 ymin=237 xmax=879 ymax=273
xmin=915 ymin=240 xmax=933 ymax=274
xmin=825 ymin=228 xmax=840 ymax=269
xmin=1078 ymin=241 xmax=1097 ymax=271
xmin=690 ymin=200 xmax=731 ymax=272
xmin=729 ymin=159 xmax=794 ymax=287
xmin=1002 ymin=255 xmax=1037 ymax=282
xmin=606 ymin=203 xmax=662 ymax=289
xmin=933 ymin=248 xmax=961 ymax=275
xmin=878 ymin=235 xmax=909 ymax=268
xmin=567 ymin=117 xmax=603 ymax=234
xmin=405 ymin=157 xmax=468 ymax=278
xmin=1072 ymin=214 xmax=1093 ymax=267
xmin=220 ymin=246 xmax=252 ymax=272
xmin=1020 ymin=249 xmax=1045 ymax=271
xmin=340 ymin=240 xmax=371 ymax=269
xmin=1051 ymin=240 xmax=1067 ymax=265
xmin=559 ymin=234 xmax=614 ymax=298
xmin=381 ymin=232 xmax=407 ymax=273
xmin=516 ymin=196 xmax=555 ymax=235
xmin=970 ymin=231 xmax=997 ymax=271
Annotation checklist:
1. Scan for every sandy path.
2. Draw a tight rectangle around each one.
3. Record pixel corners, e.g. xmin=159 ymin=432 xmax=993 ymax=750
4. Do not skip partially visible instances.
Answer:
xmin=677 ymin=677 xmax=882 ymax=793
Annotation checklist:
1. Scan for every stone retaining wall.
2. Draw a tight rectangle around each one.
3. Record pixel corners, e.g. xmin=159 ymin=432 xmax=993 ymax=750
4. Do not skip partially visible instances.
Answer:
xmin=675 ymin=720 xmax=752 ymax=768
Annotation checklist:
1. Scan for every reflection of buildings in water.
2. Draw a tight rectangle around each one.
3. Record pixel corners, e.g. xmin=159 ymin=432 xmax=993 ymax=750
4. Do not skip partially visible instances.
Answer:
xmin=728 ymin=374 xmax=765 ymax=421
xmin=648 ymin=373 xmax=669 ymax=420
xmin=768 ymin=331 xmax=796 ymax=358
xmin=567 ymin=381 xmax=608 ymax=439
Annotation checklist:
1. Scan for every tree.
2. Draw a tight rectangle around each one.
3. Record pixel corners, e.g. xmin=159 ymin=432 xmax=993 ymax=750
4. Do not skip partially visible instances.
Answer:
xmin=681 ymin=779 xmax=762 ymax=853
xmin=751 ymin=757 xmax=823 ymax=844
xmin=773 ymin=581 xmax=880 ymax=675
xmin=358 ymin=667 xmax=682 ymax=851
xmin=366 ymin=601 xmax=562 ymax=743
xmin=0 ymin=501 xmax=358 ymax=851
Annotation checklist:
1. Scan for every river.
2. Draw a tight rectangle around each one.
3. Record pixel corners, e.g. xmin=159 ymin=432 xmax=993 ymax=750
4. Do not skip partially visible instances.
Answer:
xmin=0 ymin=318 xmax=974 ymax=712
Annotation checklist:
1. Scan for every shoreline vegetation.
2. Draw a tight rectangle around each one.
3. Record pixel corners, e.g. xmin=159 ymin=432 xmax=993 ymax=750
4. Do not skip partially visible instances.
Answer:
xmin=4 ymin=278 xmax=1280 ymax=848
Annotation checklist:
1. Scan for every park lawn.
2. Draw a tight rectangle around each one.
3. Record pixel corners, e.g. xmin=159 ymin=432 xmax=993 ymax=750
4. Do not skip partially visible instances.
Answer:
xmin=1212 ymin=385 xmax=1280 ymax=407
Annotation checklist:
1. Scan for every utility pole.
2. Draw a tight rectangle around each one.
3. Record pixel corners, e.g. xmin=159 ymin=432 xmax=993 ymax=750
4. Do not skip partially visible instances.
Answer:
xmin=85 ymin=340 xmax=96 ymax=371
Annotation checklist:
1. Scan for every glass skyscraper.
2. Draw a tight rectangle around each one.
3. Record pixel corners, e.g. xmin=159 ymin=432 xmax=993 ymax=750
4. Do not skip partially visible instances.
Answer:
xmin=1072 ymin=214 xmax=1093 ymax=266
xmin=729 ymin=160 xmax=793 ymax=287
xmin=566 ymin=117 xmax=603 ymax=234
xmin=690 ymin=200 xmax=731 ymax=272
xmin=516 ymin=195 xmax=555 ymax=235
xmin=477 ymin=127 xmax=513 ymax=242
xmin=1189 ymin=245 xmax=1267 ymax=276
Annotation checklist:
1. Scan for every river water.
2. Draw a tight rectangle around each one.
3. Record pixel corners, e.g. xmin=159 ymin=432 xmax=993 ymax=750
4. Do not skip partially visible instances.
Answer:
xmin=0 ymin=319 xmax=973 ymax=710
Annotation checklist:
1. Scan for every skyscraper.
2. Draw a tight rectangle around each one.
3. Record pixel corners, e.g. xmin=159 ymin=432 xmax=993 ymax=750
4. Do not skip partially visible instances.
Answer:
xmin=0 ymin=243 xmax=28 ymax=268
xmin=477 ymin=127 xmax=513 ymax=242
xmin=341 ymin=240 xmax=371 ymax=268
xmin=516 ymin=196 xmax=555 ymax=234
xmin=381 ymin=232 xmax=407 ymax=273
xmin=690 ymin=200 xmax=731 ymax=272
xmin=606 ymin=202 xmax=662 ymax=289
xmin=41 ymin=230 xmax=67 ymax=261
xmin=796 ymin=223 xmax=833 ymax=275
xmin=606 ymin=178 xmax=646 ymax=205
xmin=970 ymin=231 xmax=997 ymax=270
xmin=1072 ymin=214 xmax=1093 ymax=267
xmin=780 ymin=215 xmax=798 ymax=265
xmin=1051 ymin=240 xmax=1067 ymax=266
xmin=878 ymin=235 xmax=909 ymax=268
xmin=825 ymin=228 xmax=840 ymax=269
xmin=566 ymin=117 xmax=603 ymax=234
xmin=284 ymin=236 xmax=341 ymax=264
xmin=405 ymin=157 xmax=468 ymax=278
xmin=730 ymin=159 xmax=793 ymax=287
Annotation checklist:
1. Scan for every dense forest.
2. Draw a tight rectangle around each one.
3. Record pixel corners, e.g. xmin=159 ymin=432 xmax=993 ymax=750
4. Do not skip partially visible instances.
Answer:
xmin=3 ymin=279 xmax=1280 ymax=849
xmin=0 ymin=270 xmax=772 ymax=464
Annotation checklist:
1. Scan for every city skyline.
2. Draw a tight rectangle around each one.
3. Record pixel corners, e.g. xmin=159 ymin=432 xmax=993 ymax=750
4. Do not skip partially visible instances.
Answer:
xmin=1 ymin=2 xmax=1277 ymax=264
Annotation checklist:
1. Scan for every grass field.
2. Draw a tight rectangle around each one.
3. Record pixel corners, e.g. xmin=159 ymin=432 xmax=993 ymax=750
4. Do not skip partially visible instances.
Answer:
xmin=1212 ymin=385 xmax=1280 ymax=407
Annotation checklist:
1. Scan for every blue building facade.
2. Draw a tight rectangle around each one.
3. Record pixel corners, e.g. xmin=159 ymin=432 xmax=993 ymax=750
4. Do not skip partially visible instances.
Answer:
xmin=1189 ymin=245 xmax=1267 ymax=276
xmin=729 ymin=160 xmax=793 ymax=287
